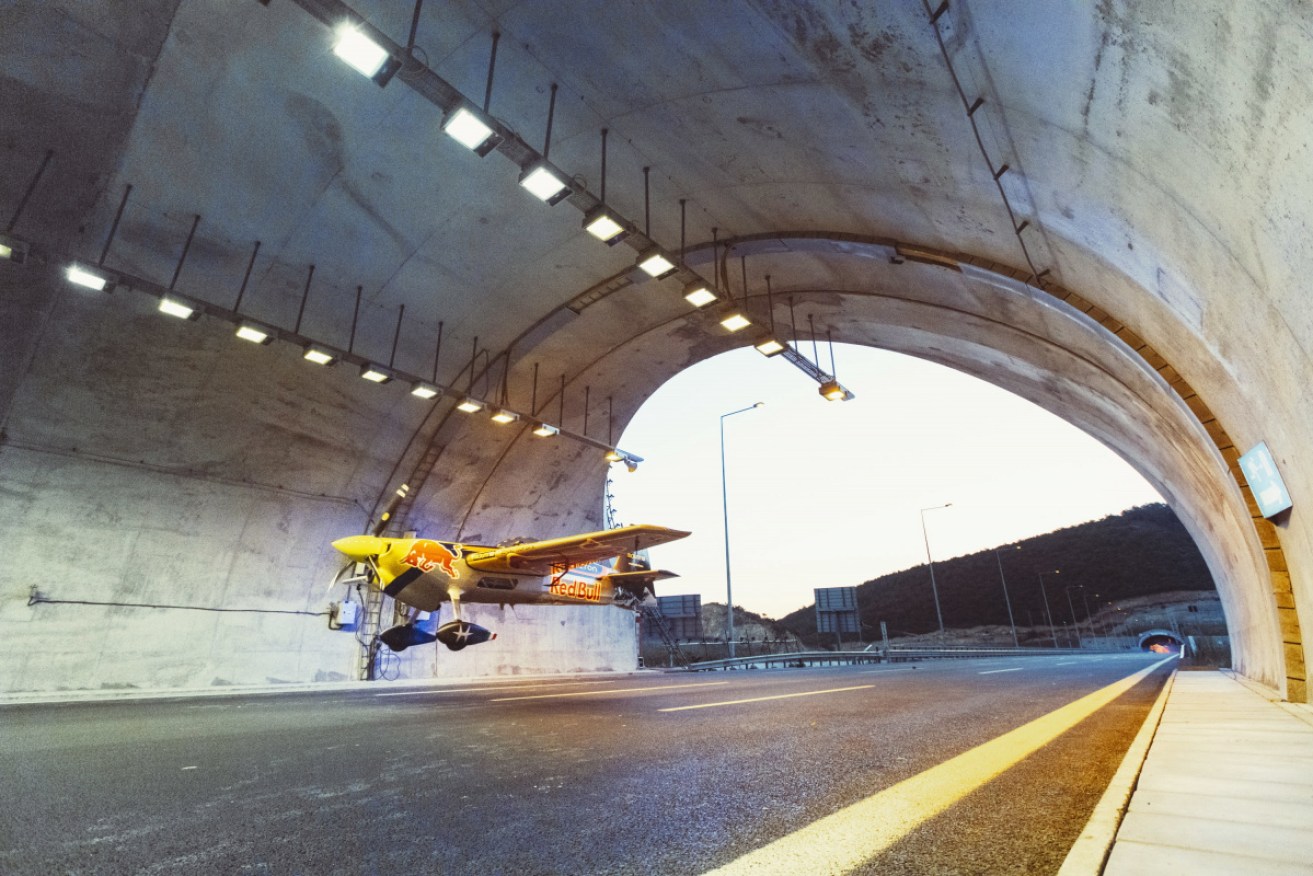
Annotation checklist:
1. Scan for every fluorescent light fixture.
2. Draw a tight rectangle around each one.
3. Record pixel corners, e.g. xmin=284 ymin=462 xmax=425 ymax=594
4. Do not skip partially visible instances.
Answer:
xmin=518 ymin=163 xmax=571 ymax=205
xmin=332 ymin=24 xmax=399 ymax=86
xmin=0 ymin=235 xmax=25 ymax=263
xmin=490 ymin=408 xmax=520 ymax=424
xmin=819 ymin=379 xmax=854 ymax=402
xmin=66 ymin=264 xmax=112 ymax=291
xmin=636 ymin=248 xmax=677 ymax=279
xmin=235 ymin=322 xmax=273 ymax=345
xmin=720 ymin=312 xmax=751 ymax=332
xmin=531 ymin=421 xmax=559 ymax=438
xmin=583 ymin=206 xmax=628 ymax=245
xmin=303 ymin=346 xmax=337 ymax=366
xmin=604 ymin=449 xmax=624 ymax=462
xmin=360 ymin=364 xmax=393 ymax=384
xmin=754 ymin=337 xmax=786 ymax=357
xmin=443 ymin=106 xmax=502 ymax=156
xmin=456 ymin=397 xmax=485 ymax=413
xmin=158 ymin=297 xmax=198 ymax=320
xmin=683 ymin=283 xmax=717 ymax=308
xmin=410 ymin=383 xmax=440 ymax=400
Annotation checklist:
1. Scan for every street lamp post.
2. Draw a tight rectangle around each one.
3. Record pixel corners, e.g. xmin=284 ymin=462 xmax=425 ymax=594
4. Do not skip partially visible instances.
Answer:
xmin=1080 ymin=588 xmax=1098 ymax=637
xmin=994 ymin=547 xmax=1019 ymax=647
xmin=920 ymin=503 xmax=952 ymax=634
xmin=1037 ymin=570 xmax=1059 ymax=648
xmin=1064 ymin=585 xmax=1083 ymax=649
xmin=720 ymin=402 xmax=763 ymax=659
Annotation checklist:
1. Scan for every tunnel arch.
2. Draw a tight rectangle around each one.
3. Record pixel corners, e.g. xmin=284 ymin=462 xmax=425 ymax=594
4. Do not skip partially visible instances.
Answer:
xmin=396 ymin=235 xmax=1291 ymax=695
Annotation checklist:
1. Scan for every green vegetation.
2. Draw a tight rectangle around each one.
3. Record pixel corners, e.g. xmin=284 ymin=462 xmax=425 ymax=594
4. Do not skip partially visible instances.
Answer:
xmin=778 ymin=504 xmax=1215 ymax=644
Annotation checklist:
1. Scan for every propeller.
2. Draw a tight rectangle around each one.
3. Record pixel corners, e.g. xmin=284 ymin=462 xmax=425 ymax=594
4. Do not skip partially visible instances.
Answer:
xmin=329 ymin=483 xmax=411 ymax=590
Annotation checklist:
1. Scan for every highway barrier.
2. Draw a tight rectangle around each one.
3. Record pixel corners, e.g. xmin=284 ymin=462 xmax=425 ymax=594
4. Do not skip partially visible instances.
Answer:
xmin=686 ymin=645 xmax=1097 ymax=671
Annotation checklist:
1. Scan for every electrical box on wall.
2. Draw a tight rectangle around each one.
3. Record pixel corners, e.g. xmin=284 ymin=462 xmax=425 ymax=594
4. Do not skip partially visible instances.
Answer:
xmin=333 ymin=600 xmax=360 ymax=630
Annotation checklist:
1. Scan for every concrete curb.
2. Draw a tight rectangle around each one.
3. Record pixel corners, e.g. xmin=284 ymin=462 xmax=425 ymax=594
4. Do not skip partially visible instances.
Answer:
xmin=0 ymin=669 xmax=654 ymax=707
xmin=1056 ymin=665 xmax=1177 ymax=875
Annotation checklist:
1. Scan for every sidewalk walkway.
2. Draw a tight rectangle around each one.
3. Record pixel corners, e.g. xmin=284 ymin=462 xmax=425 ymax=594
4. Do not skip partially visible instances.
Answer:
xmin=1104 ymin=670 xmax=1313 ymax=874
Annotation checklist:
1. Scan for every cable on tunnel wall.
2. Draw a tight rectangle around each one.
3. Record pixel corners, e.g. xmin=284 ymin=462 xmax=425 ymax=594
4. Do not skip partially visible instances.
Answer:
xmin=27 ymin=589 xmax=331 ymax=617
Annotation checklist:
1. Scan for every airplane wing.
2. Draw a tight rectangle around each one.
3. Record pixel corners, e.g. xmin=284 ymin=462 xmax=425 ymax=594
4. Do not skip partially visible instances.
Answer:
xmin=463 ymin=524 xmax=690 ymax=576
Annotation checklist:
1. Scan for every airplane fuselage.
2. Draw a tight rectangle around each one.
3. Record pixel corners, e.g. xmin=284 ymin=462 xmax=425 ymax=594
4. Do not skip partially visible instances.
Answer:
xmin=365 ymin=538 xmax=625 ymax=613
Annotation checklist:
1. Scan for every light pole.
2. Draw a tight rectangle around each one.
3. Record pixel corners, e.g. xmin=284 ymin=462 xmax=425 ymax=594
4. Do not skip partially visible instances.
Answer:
xmin=1080 ymin=588 xmax=1098 ymax=637
xmin=994 ymin=546 xmax=1019 ymax=647
xmin=1064 ymin=585 xmax=1083 ymax=649
xmin=720 ymin=402 xmax=763 ymax=659
xmin=920 ymin=503 xmax=952 ymax=634
xmin=1037 ymin=570 xmax=1059 ymax=648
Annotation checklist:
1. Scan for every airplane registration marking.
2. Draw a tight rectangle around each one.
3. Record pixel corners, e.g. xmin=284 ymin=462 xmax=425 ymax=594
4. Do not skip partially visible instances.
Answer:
xmin=699 ymin=656 xmax=1175 ymax=876
xmin=490 ymin=681 xmax=729 ymax=702
xmin=979 ymin=667 xmax=1023 ymax=675
xmin=657 ymin=684 xmax=875 ymax=712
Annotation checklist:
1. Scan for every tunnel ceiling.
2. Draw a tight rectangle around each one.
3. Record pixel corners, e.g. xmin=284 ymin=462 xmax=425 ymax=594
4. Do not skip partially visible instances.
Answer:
xmin=2 ymin=2 xmax=1311 ymax=697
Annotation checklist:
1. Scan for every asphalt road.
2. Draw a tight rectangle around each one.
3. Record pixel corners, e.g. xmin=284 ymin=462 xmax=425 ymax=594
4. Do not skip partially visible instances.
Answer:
xmin=0 ymin=653 xmax=1172 ymax=875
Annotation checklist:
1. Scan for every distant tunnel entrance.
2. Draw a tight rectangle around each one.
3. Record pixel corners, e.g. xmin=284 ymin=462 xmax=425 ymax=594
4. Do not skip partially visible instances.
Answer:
xmin=1139 ymin=629 xmax=1185 ymax=654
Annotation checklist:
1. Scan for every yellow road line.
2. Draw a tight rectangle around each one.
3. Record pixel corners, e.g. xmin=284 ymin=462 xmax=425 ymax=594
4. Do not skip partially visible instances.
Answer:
xmin=701 ymin=656 xmax=1174 ymax=876
xmin=659 ymin=685 xmax=875 ymax=712
xmin=491 ymin=681 xmax=728 ymax=702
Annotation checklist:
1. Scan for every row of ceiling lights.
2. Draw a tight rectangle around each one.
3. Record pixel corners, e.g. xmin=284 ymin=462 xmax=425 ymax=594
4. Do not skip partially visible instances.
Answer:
xmin=3 ymin=0 xmax=849 ymax=469
xmin=2 ymin=229 xmax=636 ymax=467
xmin=331 ymin=18 xmax=814 ymax=366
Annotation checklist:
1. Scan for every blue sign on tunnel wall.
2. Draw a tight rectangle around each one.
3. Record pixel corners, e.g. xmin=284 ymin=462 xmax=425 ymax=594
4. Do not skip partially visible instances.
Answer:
xmin=1238 ymin=442 xmax=1292 ymax=519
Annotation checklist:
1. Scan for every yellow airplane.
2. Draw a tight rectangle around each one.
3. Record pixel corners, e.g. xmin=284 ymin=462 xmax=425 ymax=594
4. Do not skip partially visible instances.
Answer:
xmin=332 ymin=524 xmax=689 ymax=652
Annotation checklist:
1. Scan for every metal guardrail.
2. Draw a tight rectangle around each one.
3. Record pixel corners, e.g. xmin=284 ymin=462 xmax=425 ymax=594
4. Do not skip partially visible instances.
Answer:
xmin=686 ymin=645 xmax=1099 ymax=671
xmin=687 ymin=651 xmax=884 ymax=671
xmin=883 ymin=645 xmax=1089 ymax=660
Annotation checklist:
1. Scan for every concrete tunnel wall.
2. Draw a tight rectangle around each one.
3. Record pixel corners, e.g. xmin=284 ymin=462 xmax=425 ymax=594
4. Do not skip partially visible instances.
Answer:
xmin=0 ymin=266 xmax=639 ymax=693
xmin=1 ymin=1 xmax=1311 ymax=700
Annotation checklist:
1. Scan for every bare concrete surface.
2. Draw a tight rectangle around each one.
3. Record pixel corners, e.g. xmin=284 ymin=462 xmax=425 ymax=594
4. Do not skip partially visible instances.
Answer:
xmin=1104 ymin=671 xmax=1313 ymax=875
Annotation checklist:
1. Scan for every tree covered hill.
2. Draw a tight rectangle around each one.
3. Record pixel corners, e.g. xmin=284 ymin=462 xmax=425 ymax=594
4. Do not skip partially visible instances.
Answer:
xmin=778 ymin=504 xmax=1214 ymax=641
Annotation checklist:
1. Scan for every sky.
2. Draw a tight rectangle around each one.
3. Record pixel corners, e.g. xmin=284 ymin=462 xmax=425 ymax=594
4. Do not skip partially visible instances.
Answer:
xmin=608 ymin=345 xmax=1164 ymax=620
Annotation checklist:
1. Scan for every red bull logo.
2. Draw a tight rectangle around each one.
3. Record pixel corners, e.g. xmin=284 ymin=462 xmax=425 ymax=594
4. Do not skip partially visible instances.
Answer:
xmin=402 ymin=540 xmax=461 ymax=579
xmin=549 ymin=578 xmax=603 ymax=602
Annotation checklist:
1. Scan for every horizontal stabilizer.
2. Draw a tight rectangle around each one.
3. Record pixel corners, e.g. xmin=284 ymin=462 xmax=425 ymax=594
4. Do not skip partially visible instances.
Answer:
xmin=603 ymin=569 xmax=678 ymax=601
xmin=602 ymin=569 xmax=678 ymax=583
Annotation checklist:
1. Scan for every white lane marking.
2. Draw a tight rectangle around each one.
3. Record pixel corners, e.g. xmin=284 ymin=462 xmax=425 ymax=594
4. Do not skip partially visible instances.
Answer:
xmin=658 ymin=685 xmax=875 ymax=713
xmin=1055 ymin=660 xmax=1081 ymax=666
xmin=491 ymin=681 xmax=729 ymax=702
xmin=861 ymin=667 xmax=918 ymax=674
xmin=376 ymin=681 xmax=616 ymax=697
xmin=979 ymin=667 xmax=1023 ymax=675
xmin=701 ymin=656 xmax=1175 ymax=876
xmin=181 ymin=765 xmax=198 ymax=771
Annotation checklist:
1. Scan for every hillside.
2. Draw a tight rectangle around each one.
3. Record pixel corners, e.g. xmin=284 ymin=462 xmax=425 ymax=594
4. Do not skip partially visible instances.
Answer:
xmin=778 ymin=504 xmax=1215 ymax=644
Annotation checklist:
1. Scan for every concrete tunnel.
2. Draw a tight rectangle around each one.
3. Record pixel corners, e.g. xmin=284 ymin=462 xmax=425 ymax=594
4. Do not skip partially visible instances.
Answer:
xmin=0 ymin=1 xmax=1308 ymax=702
